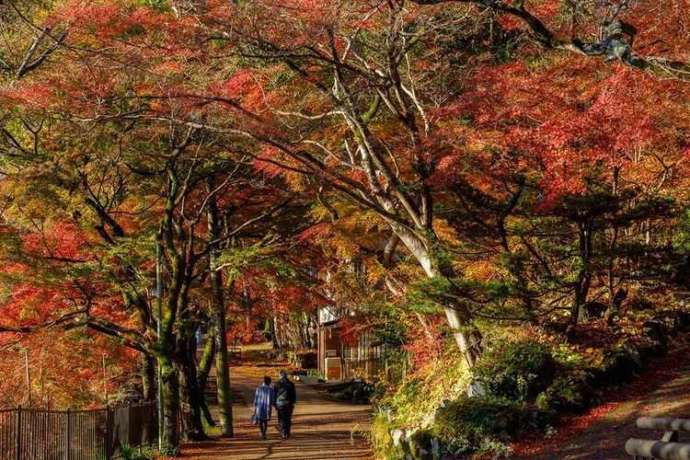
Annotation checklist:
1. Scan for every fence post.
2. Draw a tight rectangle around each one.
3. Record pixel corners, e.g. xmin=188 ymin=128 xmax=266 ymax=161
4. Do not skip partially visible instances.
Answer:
xmin=149 ymin=401 xmax=156 ymax=447
xmin=137 ymin=403 xmax=143 ymax=455
xmin=44 ymin=410 xmax=49 ymax=460
xmin=15 ymin=406 xmax=21 ymax=460
xmin=105 ymin=405 xmax=113 ymax=460
xmin=64 ymin=408 xmax=71 ymax=460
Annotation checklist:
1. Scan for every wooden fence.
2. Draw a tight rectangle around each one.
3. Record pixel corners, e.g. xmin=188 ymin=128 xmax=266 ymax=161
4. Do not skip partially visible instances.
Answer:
xmin=0 ymin=402 xmax=157 ymax=460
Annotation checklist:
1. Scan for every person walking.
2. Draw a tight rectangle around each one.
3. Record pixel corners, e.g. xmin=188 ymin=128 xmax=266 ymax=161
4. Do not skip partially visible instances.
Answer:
xmin=274 ymin=370 xmax=297 ymax=440
xmin=253 ymin=376 xmax=275 ymax=440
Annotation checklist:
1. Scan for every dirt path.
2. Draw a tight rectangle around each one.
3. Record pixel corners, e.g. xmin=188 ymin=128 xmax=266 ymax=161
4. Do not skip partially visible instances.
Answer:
xmin=518 ymin=337 xmax=690 ymax=459
xmin=181 ymin=366 xmax=373 ymax=460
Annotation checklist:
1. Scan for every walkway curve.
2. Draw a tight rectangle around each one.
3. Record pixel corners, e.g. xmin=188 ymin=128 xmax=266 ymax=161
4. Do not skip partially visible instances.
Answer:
xmin=515 ymin=335 xmax=690 ymax=459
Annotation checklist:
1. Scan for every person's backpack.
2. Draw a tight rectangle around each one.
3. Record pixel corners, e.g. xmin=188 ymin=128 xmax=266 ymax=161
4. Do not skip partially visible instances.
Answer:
xmin=275 ymin=380 xmax=295 ymax=407
xmin=275 ymin=384 xmax=289 ymax=407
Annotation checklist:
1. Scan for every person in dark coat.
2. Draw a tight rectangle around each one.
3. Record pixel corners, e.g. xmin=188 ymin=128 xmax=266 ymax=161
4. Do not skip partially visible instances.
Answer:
xmin=274 ymin=370 xmax=297 ymax=439
xmin=253 ymin=376 xmax=275 ymax=440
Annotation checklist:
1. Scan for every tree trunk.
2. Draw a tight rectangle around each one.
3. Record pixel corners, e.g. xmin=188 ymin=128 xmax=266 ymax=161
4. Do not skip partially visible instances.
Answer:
xmin=442 ymin=303 xmax=483 ymax=367
xmin=197 ymin=332 xmax=216 ymax=391
xmin=196 ymin=332 xmax=217 ymax=426
xmin=571 ymin=221 xmax=593 ymax=325
xmin=213 ymin=304 xmax=234 ymax=437
xmin=208 ymin=186 xmax=234 ymax=437
xmin=272 ymin=313 xmax=283 ymax=350
xmin=571 ymin=272 xmax=591 ymax=324
xmin=141 ymin=354 xmax=156 ymax=401
xmin=267 ymin=317 xmax=278 ymax=348
xmin=605 ymin=167 xmax=622 ymax=326
xmin=391 ymin=223 xmax=482 ymax=366
xmin=606 ymin=287 xmax=627 ymax=326
xmin=199 ymin=393 xmax=215 ymax=427
xmin=177 ymin=336 xmax=207 ymax=441
xmin=159 ymin=355 xmax=181 ymax=452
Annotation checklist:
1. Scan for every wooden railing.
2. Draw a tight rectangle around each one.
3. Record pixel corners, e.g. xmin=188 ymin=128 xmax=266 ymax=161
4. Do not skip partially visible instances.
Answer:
xmin=0 ymin=402 xmax=157 ymax=460
xmin=626 ymin=417 xmax=690 ymax=460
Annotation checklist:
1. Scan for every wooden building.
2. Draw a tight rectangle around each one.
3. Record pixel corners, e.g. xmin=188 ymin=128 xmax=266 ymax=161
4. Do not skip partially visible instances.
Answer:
xmin=317 ymin=306 xmax=385 ymax=381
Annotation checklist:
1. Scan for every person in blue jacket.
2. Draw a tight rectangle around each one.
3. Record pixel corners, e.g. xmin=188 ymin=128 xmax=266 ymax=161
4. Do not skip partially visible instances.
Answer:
xmin=253 ymin=376 xmax=275 ymax=440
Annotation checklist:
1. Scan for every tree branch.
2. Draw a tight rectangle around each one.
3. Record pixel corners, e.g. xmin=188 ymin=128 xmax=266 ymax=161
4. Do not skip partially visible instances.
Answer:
xmin=410 ymin=0 xmax=690 ymax=78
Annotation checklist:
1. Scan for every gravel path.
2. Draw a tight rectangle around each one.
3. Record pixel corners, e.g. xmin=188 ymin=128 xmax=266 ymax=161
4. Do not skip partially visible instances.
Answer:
xmin=181 ymin=366 xmax=373 ymax=460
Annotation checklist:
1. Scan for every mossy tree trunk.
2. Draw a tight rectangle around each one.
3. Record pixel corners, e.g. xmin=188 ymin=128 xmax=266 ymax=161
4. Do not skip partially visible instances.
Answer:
xmin=207 ymin=186 xmax=234 ymax=437
xmin=159 ymin=353 xmax=180 ymax=452
xmin=158 ymin=161 xmax=207 ymax=445
xmin=141 ymin=354 xmax=156 ymax=402
xmin=571 ymin=220 xmax=593 ymax=325
xmin=177 ymin=335 xmax=207 ymax=440
xmin=196 ymin=332 xmax=217 ymax=426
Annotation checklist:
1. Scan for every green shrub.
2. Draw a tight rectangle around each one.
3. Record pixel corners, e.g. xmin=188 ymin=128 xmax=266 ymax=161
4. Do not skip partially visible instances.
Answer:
xmin=551 ymin=343 xmax=587 ymax=368
xmin=407 ymin=429 xmax=438 ymax=460
xmin=329 ymin=380 xmax=375 ymax=403
xmin=433 ymin=395 xmax=525 ymax=456
xmin=473 ymin=340 xmax=556 ymax=402
xmin=370 ymin=349 xmax=472 ymax=457
xmin=536 ymin=369 xmax=593 ymax=413
xmin=592 ymin=343 xmax=644 ymax=387
xmin=371 ymin=413 xmax=402 ymax=460
xmin=119 ymin=445 xmax=156 ymax=460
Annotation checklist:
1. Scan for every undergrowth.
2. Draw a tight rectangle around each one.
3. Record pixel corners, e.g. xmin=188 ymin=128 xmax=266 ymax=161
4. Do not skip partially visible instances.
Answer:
xmin=371 ymin=313 xmax=690 ymax=459
xmin=372 ymin=344 xmax=472 ymax=459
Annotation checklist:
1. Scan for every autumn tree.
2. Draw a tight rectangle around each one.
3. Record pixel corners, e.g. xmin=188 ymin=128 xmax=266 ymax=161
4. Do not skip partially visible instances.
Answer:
xmin=199 ymin=0 xmax=690 ymax=353
xmin=156 ymin=0 xmax=502 ymax=366
xmin=1 ymin=3 xmax=689 ymax=457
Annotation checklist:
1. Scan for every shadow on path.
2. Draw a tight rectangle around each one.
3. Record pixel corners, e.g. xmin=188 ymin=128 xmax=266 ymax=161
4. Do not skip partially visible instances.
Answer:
xmin=182 ymin=366 xmax=373 ymax=460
